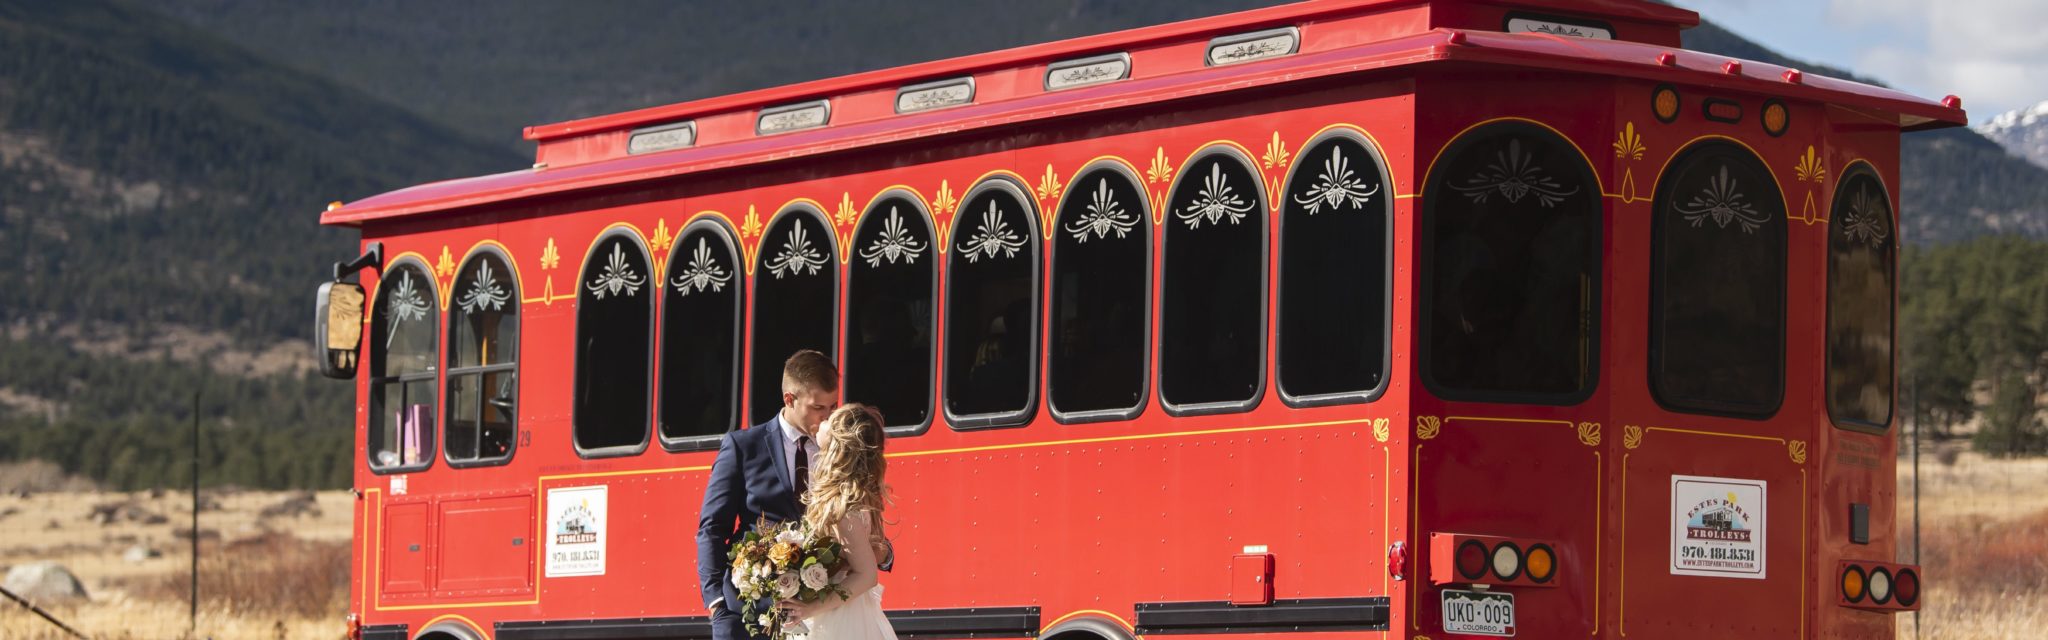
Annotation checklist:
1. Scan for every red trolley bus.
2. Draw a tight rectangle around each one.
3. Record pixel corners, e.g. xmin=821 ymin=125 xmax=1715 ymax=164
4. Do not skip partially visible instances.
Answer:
xmin=312 ymin=1 xmax=1965 ymax=638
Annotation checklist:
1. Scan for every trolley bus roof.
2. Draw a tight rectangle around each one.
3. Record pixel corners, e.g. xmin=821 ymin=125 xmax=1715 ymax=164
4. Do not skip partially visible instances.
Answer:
xmin=322 ymin=0 xmax=1963 ymax=226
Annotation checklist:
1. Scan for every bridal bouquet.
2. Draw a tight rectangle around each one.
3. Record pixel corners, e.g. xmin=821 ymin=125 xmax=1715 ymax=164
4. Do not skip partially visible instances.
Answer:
xmin=729 ymin=519 xmax=852 ymax=637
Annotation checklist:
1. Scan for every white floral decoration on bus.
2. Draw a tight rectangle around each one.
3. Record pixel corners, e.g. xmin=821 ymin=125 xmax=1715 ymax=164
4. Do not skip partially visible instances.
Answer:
xmin=584 ymin=242 xmax=646 ymax=299
xmin=383 ymin=270 xmax=430 ymax=347
xmin=457 ymin=261 xmax=510 ymax=314
xmin=764 ymin=223 xmax=829 ymax=278
xmin=1676 ymin=165 xmax=1770 ymax=233
xmin=1066 ymin=178 xmax=1138 ymax=242
xmin=956 ymin=199 xmax=1026 ymax=262
xmin=670 ymin=237 xmax=732 ymax=296
xmin=1292 ymin=146 xmax=1380 ymax=214
xmin=859 ymin=207 xmax=928 ymax=267
xmin=1176 ymin=162 xmax=1254 ymax=229
xmin=1450 ymin=139 xmax=1579 ymax=207
xmin=1840 ymin=187 xmax=1889 ymax=249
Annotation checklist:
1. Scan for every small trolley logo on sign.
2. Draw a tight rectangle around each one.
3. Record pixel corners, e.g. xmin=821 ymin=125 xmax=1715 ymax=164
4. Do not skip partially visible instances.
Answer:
xmin=1442 ymin=589 xmax=1515 ymax=636
xmin=1670 ymin=475 xmax=1767 ymax=579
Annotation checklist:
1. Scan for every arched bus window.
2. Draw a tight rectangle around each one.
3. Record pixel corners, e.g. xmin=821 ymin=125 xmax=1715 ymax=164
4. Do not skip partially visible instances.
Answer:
xmin=845 ymin=192 xmax=936 ymax=433
xmin=1161 ymin=146 xmax=1266 ymax=414
xmin=445 ymin=247 xmax=519 ymax=465
xmin=1049 ymin=161 xmax=1150 ymax=422
xmin=751 ymin=204 xmax=839 ymax=426
xmin=1650 ymin=141 xmax=1786 ymax=417
xmin=368 ymin=260 xmax=437 ymax=473
xmin=944 ymin=177 xmax=1040 ymax=429
xmin=660 ymin=219 xmax=743 ymax=449
xmin=1827 ymin=167 xmax=1894 ymax=431
xmin=1421 ymin=122 xmax=1600 ymax=403
xmin=573 ymin=229 xmax=654 ymax=456
xmin=1279 ymin=130 xmax=1392 ymax=405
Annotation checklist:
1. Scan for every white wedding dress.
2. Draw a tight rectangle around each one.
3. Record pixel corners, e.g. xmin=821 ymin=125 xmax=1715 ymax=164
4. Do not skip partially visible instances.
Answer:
xmin=792 ymin=511 xmax=896 ymax=640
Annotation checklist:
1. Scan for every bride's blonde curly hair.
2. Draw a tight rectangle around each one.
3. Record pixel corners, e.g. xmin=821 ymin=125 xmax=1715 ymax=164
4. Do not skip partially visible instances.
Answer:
xmin=803 ymin=404 xmax=890 ymax=557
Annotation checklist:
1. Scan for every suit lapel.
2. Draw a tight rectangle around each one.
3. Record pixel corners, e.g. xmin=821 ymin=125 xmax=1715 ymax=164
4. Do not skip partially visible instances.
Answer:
xmin=761 ymin=415 xmax=795 ymax=501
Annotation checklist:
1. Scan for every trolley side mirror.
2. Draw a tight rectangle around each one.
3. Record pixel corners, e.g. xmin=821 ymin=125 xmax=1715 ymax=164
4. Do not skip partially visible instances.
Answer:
xmin=317 ymin=242 xmax=383 ymax=380
xmin=315 ymin=281 xmax=366 ymax=379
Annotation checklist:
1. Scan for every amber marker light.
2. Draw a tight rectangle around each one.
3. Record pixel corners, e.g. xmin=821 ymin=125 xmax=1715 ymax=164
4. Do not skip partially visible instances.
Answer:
xmin=1842 ymin=565 xmax=1867 ymax=603
xmin=1761 ymin=100 xmax=1789 ymax=137
xmin=1524 ymin=544 xmax=1556 ymax=584
xmin=1653 ymin=85 xmax=1681 ymax=123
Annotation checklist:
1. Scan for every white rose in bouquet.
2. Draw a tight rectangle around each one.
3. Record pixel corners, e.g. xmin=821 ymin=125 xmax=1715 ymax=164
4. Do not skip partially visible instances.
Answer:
xmin=775 ymin=571 xmax=800 ymax=599
xmin=801 ymin=562 xmax=830 ymax=590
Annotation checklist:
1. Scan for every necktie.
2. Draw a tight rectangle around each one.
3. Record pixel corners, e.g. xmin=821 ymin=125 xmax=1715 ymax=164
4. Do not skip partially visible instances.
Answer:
xmin=794 ymin=435 xmax=811 ymax=498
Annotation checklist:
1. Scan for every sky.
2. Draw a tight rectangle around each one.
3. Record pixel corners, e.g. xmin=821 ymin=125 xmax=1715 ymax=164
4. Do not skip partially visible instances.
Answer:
xmin=1678 ymin=0 xmax=2048 ymax=125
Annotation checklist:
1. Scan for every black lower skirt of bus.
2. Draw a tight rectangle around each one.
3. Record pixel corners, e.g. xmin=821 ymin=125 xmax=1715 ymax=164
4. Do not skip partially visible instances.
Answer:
xmin=1134 ymin=597 xmax=1390 ymax=634
xmin=493 ymin=606 xmax=1039 ymax=640
xmin=361 ymin=623 xmax=408 ymax=640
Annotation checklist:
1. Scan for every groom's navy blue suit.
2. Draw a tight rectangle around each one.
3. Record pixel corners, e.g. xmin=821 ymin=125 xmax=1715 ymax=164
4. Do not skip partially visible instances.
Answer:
xmin=699 ymin=414 xmax=806 ymax=640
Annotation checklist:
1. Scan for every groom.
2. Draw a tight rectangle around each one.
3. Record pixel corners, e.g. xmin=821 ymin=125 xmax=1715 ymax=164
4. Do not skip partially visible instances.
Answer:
xmin=699 ymin=350 xmax=839 ymax=640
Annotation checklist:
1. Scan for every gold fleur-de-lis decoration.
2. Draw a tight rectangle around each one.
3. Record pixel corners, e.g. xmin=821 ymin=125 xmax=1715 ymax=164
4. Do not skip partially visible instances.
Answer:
xmin=834 ymin=192 xmax=859 ymax=227
xmin=1622 ymin=425 xmax=1643 ymax=450
xmin=1372 ymin=418 xmax=1390 ymax=443
xmin=741 ymin=205 xmax=763 ymax=239
xmin=650 ymin=219 xmax=674 ymax=254
xmin=1576 ymin=422 xmax=1603 ymax=447
xmin=540 ymin=238 xmax=561 ymax=270
xmin=1795 ymin=145 xmax=1826 ymax=183
xmin=1146 ymin=147 xmax=1174 ymax=184
xmin=1262 ymin=132 xmax=1291 ymax=170
xmin=1788 ymin=440 xmax=1808 ymax=464
xmin=1415 ymin=415 xmax=1442 ymax=440
xmin=1613 ymin=122 xmax=1646 ymax=161
xmin=932 ymin=180 xmax=958 ymax=217
xmin=1036 ymin=165 xmax=1063 ymax=202
xmin=435 ymin=245 xmax=455 ymax=278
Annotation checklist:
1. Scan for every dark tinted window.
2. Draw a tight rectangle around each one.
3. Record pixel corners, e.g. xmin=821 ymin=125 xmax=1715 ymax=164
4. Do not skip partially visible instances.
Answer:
xmin=846 ymin=195 xmax=936 ymax=431
xmin=750 ymin=207 xmax=838 ymax=425
xmin=1161 ymin=149 xmax=1265 ymax=410
xmin=1050 ymin=165 xmax=1150 ymax=419
xmin=944 ymin=179 xmax=1039 ymax=427
xmin=369 ymin=262 xmax=437 ymax=472
xmin=660 ymin=222 xmax=743 ymax=445
xmin=1651 ymin=142 xmax=1786 ymax=416
xmin=1279 ymin=132 xmax=1390 ymax=402
xmin=1827 ymin=169 xmax=1894 ymax=429
xmin=1422 ymin=124 xmax=1599 ymax=401
xmin=574 ymin=231 xmax=654 ymax=453
xmin=446 ymin=250 xmax=519 ymax=464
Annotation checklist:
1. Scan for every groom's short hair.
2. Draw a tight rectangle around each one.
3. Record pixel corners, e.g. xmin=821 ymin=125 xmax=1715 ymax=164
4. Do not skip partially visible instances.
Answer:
xmin=782 ymin=349 xmax=839 ymax=394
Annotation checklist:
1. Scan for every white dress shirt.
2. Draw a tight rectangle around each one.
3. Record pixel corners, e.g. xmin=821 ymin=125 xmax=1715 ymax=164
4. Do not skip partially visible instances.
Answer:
xmin=780 ymin=413 xmax=819 ymax=491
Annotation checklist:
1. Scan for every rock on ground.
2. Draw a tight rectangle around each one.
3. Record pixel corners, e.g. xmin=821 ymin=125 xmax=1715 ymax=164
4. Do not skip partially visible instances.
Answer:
xmin=2 ymin=561 xmax=89 ymax=602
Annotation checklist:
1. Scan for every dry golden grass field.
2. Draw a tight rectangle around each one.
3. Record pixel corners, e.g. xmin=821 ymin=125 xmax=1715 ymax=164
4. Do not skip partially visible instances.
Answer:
xmin=0 ymin=453 xmax=2040 ymax=639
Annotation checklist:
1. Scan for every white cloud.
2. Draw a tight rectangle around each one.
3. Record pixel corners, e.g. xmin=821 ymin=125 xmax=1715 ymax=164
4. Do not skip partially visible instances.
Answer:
xmin=1832 ymin=0 xmax=2048 ymax=119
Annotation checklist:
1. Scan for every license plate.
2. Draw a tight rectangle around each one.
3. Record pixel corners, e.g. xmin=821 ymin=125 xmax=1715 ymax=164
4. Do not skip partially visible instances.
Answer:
xmin=1441 ymin=589 xmax=1515 ymax=636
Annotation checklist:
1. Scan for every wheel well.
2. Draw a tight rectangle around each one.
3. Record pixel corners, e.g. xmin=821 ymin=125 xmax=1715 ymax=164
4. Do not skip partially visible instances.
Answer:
xmin=415 ymin=625 xmax=482 ymax=640
xmin=1042 ymin=616 xmax=1133 ymax=640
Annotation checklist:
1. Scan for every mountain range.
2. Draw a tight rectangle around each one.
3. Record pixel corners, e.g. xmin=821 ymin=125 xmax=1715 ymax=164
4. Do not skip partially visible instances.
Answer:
xmin=1976 ymin=100 xmax=2048 ymax=171
xmin=1 ymin=0 xmax=2043 ymax=487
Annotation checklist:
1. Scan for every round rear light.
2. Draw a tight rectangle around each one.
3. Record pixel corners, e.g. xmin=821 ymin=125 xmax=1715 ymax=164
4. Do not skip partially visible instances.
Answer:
xmin=1653 ymin=85 xmax=1681 ymax=123
xmin=1869 ymin=567 xmax=1893 ymax=605
xmin=1525 ymin=544 xmax=1556 ymax=584
xmin=1456 ymin=540 xmax=1488 ymax=581
xmin=1894 ymin=569 xmax=1919 ymax=607
xmin=1842 ymin=565 xmax=1867 ymax=603
xmin=1491 ymin=541 xmax=1523 ymax=582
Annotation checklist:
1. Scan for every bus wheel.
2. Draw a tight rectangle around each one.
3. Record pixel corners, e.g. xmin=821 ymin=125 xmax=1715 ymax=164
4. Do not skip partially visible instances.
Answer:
xmin=1042 ymin=615 xmax=1133 ymax=640
xmin=415 ymin=624 xmax=484 ymax=640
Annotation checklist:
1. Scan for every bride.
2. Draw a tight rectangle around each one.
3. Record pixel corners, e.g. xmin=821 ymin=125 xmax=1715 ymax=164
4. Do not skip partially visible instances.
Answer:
xmin=788 ymin=404 xmax=897 ymax=640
